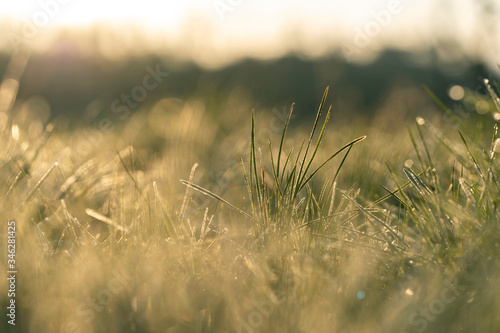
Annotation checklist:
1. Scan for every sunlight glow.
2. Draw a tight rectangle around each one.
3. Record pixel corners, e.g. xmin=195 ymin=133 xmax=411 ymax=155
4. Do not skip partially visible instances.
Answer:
xmin=0 ymin=0 xmax=498 ymax=69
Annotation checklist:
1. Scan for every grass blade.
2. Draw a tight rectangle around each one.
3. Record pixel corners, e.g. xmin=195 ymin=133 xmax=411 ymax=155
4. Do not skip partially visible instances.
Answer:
xmin=276 ymin=103 xmax=294 ymax=182
xmin=180 ymin=179 xmax=253 ymax=220
xmin=296 ymin=87 xmax=329 ymax=192
xmin=297 ymin=136 xmax=366 ymax=194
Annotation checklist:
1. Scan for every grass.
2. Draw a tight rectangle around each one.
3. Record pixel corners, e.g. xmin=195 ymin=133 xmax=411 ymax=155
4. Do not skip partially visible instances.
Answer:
xmin=1 ymin=59 xmax=500 ymax=333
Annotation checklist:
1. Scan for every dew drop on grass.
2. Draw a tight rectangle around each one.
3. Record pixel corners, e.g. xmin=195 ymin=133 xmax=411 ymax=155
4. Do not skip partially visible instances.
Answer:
xmin=405 ymin=288 xmax=414 ymax=296
xmin=493 ymin=138 xmax=500 ymax=154
xmin=11 ymin=124 xmax=19 ymax=141
xmin=416 ymin=117 xmax=425 ymax=126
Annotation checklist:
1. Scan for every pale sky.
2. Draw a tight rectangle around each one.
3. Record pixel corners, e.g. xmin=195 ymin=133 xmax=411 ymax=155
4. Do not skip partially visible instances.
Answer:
xmin=0 ymin=0 xmax=498 ymax=70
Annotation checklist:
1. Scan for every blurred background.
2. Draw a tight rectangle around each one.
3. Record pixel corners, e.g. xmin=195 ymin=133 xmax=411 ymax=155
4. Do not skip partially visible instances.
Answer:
xmin=2 ymin=3 xmax=500 ymax=333
xmin=0 ymin=0 xmax=499 ymax=121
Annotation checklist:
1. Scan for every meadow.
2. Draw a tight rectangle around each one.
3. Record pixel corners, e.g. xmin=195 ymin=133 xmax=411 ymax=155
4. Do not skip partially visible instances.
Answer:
xmin=1 ymin=58 xmax=500 ymax=333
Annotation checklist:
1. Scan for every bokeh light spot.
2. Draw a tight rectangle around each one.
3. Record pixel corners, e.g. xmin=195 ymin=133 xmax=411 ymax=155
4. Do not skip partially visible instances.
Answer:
xmin=475 ymin=100 xmax=489 ymax=114
xmin=449 ymin=85 xmax=465 ymax=101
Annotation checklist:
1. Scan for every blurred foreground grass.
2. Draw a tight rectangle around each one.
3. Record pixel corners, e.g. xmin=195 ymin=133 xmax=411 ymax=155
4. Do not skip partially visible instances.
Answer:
xmin=1 ymin=57 xmax=500 ymax=333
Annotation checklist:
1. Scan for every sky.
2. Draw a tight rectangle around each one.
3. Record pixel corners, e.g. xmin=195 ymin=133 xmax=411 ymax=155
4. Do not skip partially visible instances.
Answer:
xmin=0 ymin=0 xmax=498 ymax=70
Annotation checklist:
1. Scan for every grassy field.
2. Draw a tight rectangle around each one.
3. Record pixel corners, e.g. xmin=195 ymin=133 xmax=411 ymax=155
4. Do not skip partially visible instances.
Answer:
xmin=1 ymin=60 xmax=500 ymax=333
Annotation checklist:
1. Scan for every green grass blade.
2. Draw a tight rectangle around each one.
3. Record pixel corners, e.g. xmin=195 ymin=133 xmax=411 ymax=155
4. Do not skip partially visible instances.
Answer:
xmin=297 ymin=104 xmax=332 ymax=193
xmin=240 ymin=158 xmax=256 ymax=219
xmin=279 ymin=148 xmax=294 ymax=186
xmin=484 ymin=78 xmax=500 ymax=112
xmin=459 ymin=131 xmax=484 ymax=180
xmin=297 ymin=87 xmax=329 ymax=183
xmin=407 ymin=125 xmax=425 ymax=170
xmin=332 ymin=144 xmax=352 ymax=185
xmin=250 ymin=111 xmax=262 ymax=205
xmin=403 ymin=167 xmax=432 ymax=196
xmin=423 ymin=85 xmax=463 ymax=129
xmin=276 ymin=103 xmax=294 ymax=182
xmin=297 ymin=136 xmax=366 ymax=195
xmin=180 ymin=179 xmax=254 ymax=220
xmin=269 ymin=140 xmax=282 ymax=196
